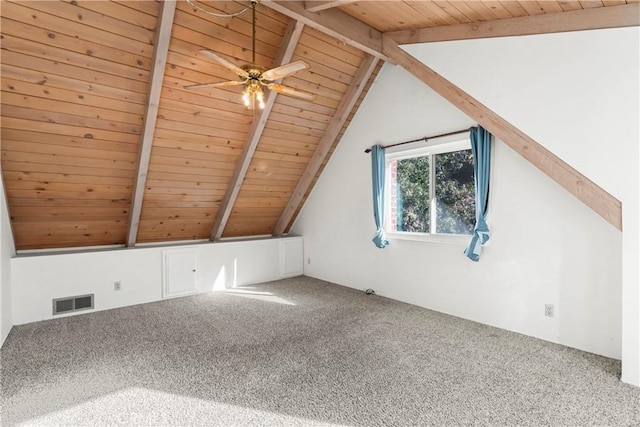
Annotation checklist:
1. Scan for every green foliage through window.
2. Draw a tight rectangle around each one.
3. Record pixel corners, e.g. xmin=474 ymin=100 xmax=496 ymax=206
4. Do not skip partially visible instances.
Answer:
xmin=395 ymin=156 xmax=430 ymax=233
xmin=391 ymin=148 xmax=475 ymax=235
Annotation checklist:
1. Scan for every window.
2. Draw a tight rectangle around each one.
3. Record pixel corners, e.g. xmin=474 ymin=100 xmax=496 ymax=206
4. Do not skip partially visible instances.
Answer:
xmin=385 ymin=138 xmax=475 ymax=242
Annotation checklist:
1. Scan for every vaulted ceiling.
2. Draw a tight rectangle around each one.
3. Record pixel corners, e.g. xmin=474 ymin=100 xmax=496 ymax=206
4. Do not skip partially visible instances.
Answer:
xmin=1 ymin=0 xmax=637 ymax=251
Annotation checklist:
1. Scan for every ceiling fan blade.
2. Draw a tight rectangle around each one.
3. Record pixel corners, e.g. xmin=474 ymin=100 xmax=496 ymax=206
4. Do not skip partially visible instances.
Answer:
xmin=184 ymin=80 xmax=246 ymax=89
xmin=199 ymin=50 xmax=249 ymax=78
xmin=267 ymin=83 xmax=316 ymax=101
xmin=261 ymin=60 xmax=310 ymax=81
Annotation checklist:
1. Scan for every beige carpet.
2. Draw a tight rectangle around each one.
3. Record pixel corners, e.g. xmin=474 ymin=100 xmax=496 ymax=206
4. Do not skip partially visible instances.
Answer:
xmin=1 ymin=276 xmax=639 ymax=426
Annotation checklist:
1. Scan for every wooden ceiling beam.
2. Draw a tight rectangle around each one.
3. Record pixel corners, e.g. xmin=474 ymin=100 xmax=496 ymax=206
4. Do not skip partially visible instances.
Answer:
xmin=381 ymin=36 xmax=622 ymax=230
xmin=386 ymin=3 xmax=640 ymax=44
xmin=273 ymin=54 xmax=379 ymax=235
xmin=305 ymin=1 xmax=357 ymax=13
xmin=262 ymin=0 xmax=392 ymax=62
xmin=126 ymin=0 xmax=176 ymax=247
xmin=210 ymin=20 xmax=305 ymax=241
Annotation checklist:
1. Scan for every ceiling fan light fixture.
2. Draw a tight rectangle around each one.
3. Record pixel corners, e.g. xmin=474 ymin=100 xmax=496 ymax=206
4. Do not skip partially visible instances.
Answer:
xmin=184 ymin=0 xmax=315 ymax=106
xmin=242 ymin=81 xmax=265 ymax=109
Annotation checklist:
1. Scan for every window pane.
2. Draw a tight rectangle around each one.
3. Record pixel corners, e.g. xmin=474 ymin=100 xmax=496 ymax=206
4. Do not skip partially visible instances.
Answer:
xmin=434 ymin=149 xmax=475 ymax=234
xmin=394 ymin=156 xmax=430 ymax=233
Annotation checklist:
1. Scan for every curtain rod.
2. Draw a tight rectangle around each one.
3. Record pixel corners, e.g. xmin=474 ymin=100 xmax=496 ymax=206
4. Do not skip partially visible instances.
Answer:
xmin=364 ymin=128 xmax=472 ymax=153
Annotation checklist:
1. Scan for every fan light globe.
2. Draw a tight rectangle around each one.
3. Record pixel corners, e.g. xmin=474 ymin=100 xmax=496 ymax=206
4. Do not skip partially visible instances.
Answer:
xmin=242 ymin=81 xmax=266 ymax=110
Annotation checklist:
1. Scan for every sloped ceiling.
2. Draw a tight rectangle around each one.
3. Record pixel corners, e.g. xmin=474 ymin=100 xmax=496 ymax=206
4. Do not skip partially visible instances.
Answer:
xmin=1 ymin=0 xmax=636 ymax=251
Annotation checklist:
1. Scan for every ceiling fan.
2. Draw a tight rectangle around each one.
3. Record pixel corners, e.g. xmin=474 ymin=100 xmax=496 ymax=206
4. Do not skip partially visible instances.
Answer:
xmin=184 ymin=0 xmax=315 ymax=109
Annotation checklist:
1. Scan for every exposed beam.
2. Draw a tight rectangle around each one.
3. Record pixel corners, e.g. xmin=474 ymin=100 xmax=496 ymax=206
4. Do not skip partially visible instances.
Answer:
xmin=305 ymin=0 xmax=357 ymax=13
xmin=387 ymin=3 xmax=640 ymax=44
xmin=126 ymin=0 xmax=176 ymax=247
xmin=262 ymin=1 xmax=391 ymax=62
xmin=210 ymin=20 xmax=305 ymax=241
xmin=382 ymin=36 xmax=622 ymax=230
xmin=273 ymin=55 xmax=379 ymax=235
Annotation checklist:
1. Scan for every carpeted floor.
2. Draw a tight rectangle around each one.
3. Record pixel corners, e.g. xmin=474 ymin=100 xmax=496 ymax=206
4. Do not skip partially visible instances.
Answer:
xmin=1 ymin=276 xmax=638 ymax=426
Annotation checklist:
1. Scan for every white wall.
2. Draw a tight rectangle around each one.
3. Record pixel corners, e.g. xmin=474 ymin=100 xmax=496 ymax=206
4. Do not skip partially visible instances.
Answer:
xmin=11 ymin=236 xmax=303 ymax=325
xmin=293 ymin=28 xmax=638 ymax=378
xmin=404 ymin=27 xmax=639 ymax=386
xmin=1 ymin=177 xmax=15 ymax=346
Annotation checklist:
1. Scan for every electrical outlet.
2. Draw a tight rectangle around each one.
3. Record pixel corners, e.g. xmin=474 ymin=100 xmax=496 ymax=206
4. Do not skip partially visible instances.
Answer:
xmin=545 ymin=304 xmax=554 ymax=318
xmin=114 ymin=281 xmax=121 ymax=291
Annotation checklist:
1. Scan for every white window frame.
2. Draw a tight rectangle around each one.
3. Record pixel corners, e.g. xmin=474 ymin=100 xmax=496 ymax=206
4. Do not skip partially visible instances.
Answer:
xmin=384 ymin=134 xmax=473 ymax=245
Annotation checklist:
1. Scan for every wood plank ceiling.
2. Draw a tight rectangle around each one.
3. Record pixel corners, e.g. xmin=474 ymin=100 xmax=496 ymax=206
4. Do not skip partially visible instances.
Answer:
xmin=1 ymin=0 xmax=636 ymax=250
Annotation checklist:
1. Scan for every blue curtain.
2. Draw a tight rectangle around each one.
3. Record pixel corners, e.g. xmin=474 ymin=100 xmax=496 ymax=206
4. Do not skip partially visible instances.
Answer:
xmin=371 ymin=145 xmax=389 ymax=248
xmin=464 ymin=126 xmax=492 ymax=261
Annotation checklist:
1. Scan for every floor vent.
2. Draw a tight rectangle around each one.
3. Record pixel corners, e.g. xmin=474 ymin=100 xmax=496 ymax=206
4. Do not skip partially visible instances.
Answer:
xmin=52 ymin=294 xmax=94 ymax=316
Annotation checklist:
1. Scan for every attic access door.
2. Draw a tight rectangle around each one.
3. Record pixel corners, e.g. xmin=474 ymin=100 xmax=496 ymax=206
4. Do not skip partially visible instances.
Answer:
xmin=163 ymin=248 xmax=197 ymax=298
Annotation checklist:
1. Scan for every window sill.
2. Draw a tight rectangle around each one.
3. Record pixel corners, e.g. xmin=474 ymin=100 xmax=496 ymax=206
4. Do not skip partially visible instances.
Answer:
xmin=386 ymin=231 xmax=470 ymax=246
